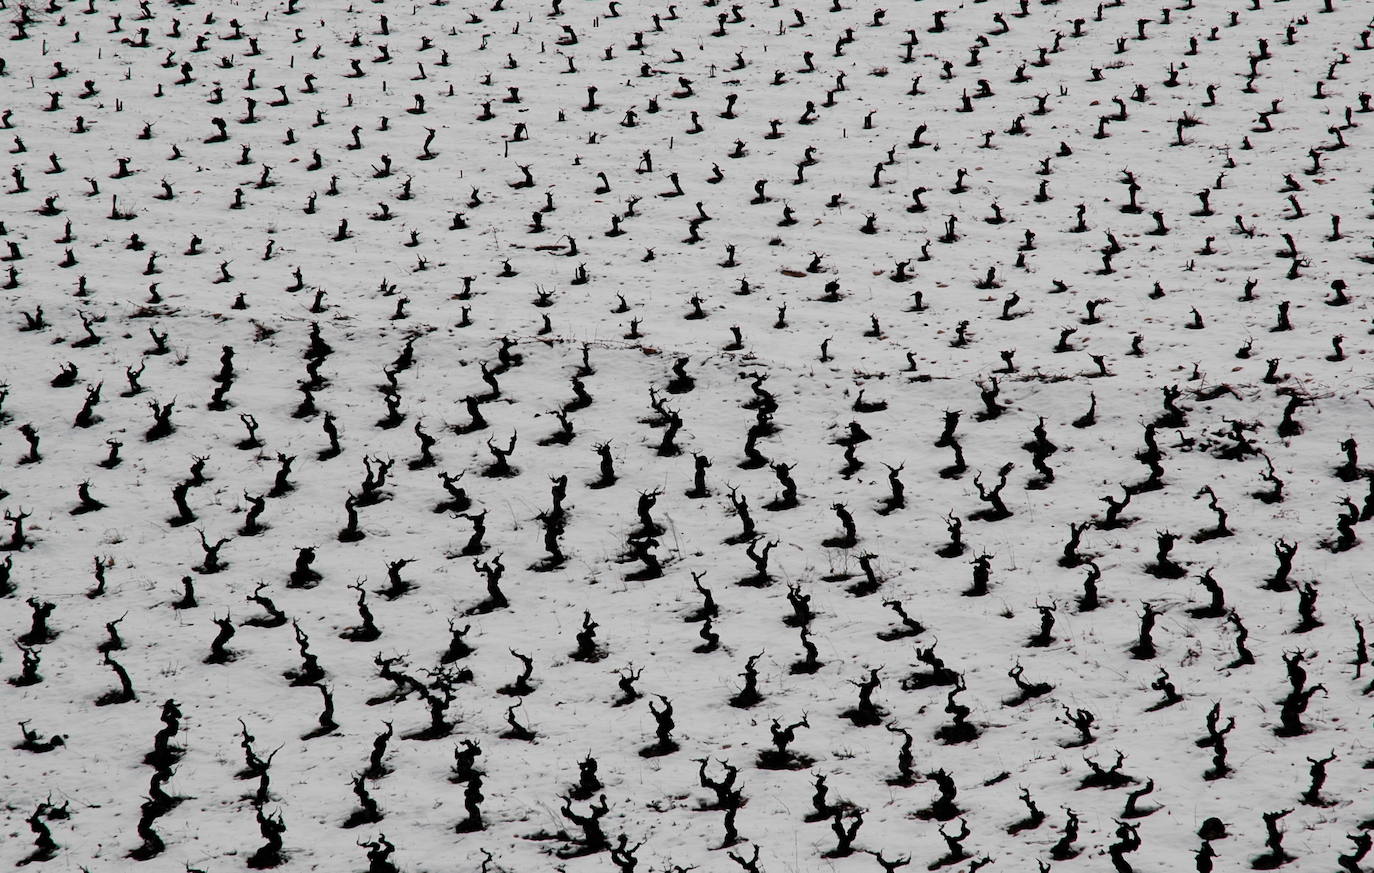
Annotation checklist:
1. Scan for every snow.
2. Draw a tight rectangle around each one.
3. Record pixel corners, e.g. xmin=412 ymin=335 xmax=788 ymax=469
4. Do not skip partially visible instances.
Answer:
xmin=2 ymin=0 xmax=1374 ymax=870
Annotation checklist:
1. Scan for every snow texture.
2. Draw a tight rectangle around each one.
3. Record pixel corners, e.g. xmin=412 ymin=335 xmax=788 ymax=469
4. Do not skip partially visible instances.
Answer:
xmin=2 ymin=0 xmax=1374 ymax=871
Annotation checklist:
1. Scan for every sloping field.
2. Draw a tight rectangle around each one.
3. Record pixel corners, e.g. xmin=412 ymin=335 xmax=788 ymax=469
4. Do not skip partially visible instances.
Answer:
xmin=2 ymin=0 xmax=1374 ymax=870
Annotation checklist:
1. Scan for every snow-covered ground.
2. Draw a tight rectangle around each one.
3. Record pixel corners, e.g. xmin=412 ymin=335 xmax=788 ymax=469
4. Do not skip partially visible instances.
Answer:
xmin=3 ymin=0 xmax=1374 ymax=870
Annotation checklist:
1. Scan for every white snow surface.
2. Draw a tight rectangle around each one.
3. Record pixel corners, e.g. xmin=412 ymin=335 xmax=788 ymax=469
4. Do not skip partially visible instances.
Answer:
xmin=2 ymin=0 xmax=1374 ymax=870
